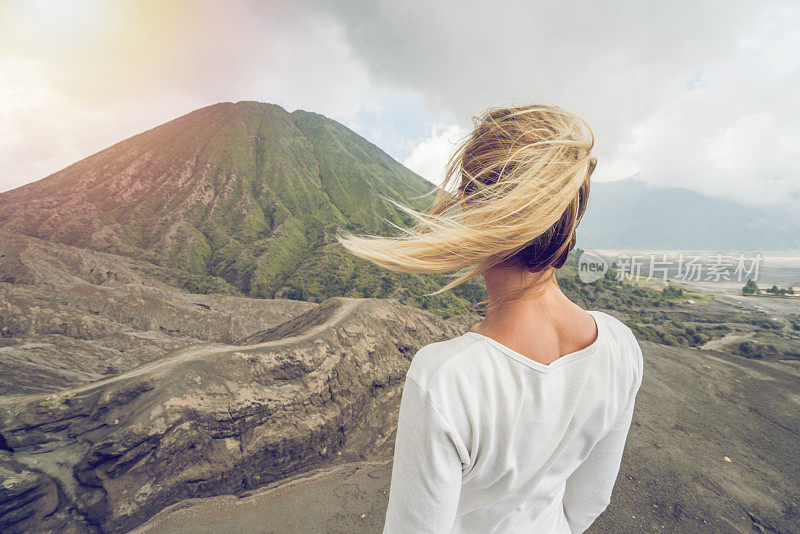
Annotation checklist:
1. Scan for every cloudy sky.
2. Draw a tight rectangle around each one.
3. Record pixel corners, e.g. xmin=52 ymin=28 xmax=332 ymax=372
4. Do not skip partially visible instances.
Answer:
xmin=1 ymin=0 xmax=798 ymax=206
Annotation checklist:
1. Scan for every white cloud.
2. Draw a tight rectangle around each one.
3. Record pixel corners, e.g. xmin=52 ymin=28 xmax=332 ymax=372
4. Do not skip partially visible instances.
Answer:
xmin=325 ymin=0 xmax=800 ymax=206
xmin=0 ymin=0 xmax=380 ymax=191
xmin=0 ymin=59 xmax=208 ymax=191
xmin=2 ymin=0 xmax=799 ymax=207
xmin=403 ymin=124 xmax=467 ymax=186
xmin=608 ymin=2 xmax=800 ymax=204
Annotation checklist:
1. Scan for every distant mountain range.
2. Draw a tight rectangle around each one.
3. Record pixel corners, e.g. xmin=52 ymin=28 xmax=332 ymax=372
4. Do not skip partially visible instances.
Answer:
xmin=0 ymin=101 xmax=483 ymax=316
xmin=579 ymin=178 xmax=799 ymax=251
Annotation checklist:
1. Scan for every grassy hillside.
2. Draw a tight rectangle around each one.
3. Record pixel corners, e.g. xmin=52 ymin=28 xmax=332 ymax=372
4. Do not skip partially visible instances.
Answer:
xmin=0 ymin=101 xmax=485 ymax=316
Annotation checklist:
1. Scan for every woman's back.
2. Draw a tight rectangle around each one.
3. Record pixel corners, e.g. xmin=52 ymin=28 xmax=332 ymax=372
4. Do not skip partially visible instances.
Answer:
xmin=383 ymin=310 xmax=644 ymax=533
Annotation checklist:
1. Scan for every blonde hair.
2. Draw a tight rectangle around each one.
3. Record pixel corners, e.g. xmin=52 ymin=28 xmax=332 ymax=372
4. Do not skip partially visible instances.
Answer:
xmin=337 ymin=104 xmax=596 ymax=296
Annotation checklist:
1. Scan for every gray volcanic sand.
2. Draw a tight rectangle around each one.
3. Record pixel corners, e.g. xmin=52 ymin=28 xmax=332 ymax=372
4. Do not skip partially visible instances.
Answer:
xmin=133 ymin=461 xmax=393 ymax=534
xmin=136 ymin=339 xmax=800 ymax=534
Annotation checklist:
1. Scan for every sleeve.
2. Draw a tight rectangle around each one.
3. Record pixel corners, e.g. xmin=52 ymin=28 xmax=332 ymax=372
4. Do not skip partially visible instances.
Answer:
xmin=383 ymin=376 xmax=466 ymax=534
xmin=562 ymin=342 xmax=643 ymax=534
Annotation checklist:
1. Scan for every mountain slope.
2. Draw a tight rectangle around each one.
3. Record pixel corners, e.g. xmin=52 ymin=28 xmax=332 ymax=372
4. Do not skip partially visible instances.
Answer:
xmin=579 ymin=178 xmax=800 ymax=251
xmin=0 ymin=101 xmax=484 ymax=315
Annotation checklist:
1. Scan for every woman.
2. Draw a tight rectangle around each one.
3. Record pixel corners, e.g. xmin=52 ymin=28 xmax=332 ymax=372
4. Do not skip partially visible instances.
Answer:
xmin=338 ymin=105 xmax=643 ymax=533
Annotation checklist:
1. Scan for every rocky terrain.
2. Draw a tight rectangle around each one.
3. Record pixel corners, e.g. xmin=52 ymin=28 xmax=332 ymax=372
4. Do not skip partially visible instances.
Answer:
xmin=0 ymin=230 xmax=469 ymax=532
xmin=0 ymin=229 xmax=315 ymax=394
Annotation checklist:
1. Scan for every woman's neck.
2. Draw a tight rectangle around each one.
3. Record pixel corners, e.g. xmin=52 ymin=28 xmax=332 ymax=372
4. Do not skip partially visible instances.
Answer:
xmin=472 ymin=263 xmax=575 ymax=335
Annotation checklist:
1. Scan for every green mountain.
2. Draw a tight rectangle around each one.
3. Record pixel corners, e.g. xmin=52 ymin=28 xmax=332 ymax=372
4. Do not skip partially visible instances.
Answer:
xmin=0 ymin=101 xmax=484 ymax=316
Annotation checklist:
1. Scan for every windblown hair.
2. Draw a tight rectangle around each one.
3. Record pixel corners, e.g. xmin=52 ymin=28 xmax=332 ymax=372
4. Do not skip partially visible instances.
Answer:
xmin=337 ymin=104 xmax=596 ymax=296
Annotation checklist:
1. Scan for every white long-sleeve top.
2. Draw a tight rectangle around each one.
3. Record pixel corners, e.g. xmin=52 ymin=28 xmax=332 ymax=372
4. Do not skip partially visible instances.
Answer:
xmin=383 ymin=310 xmax=644 ymax=534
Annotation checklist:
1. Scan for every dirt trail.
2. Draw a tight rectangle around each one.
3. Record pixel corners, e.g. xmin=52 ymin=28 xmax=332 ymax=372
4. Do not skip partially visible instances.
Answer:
xmin=0 ymin=298 xmax=363 ymax=405
xmin=701 ymin=331 xmax=755 ymax=351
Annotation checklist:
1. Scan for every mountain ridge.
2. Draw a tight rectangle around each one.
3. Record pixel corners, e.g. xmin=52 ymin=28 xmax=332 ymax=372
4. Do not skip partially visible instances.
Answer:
xmin=580 ymin=177 xmax=799 ymax=251
xmin=0 ymin=101 xmax=483 ymax=316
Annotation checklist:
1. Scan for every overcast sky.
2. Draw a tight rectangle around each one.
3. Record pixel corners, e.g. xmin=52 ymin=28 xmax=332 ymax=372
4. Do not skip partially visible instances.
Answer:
xmin=1 ymin=0 xmax=798 ymax=206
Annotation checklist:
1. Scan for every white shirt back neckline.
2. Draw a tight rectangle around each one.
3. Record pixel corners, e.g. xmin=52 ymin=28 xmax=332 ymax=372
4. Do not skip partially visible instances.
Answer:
xmin=462 ymin=310 xmax=605 ymax=373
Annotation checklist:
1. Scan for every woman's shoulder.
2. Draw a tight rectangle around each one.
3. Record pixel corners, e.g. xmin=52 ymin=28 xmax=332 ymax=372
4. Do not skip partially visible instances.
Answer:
xmin=404 ymin=332 xmax=487 ymax=389
xmin=590 ymin=310 xmax=639 ymax=347
xmin=590 ymin=309 xmax=644 ymax=379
